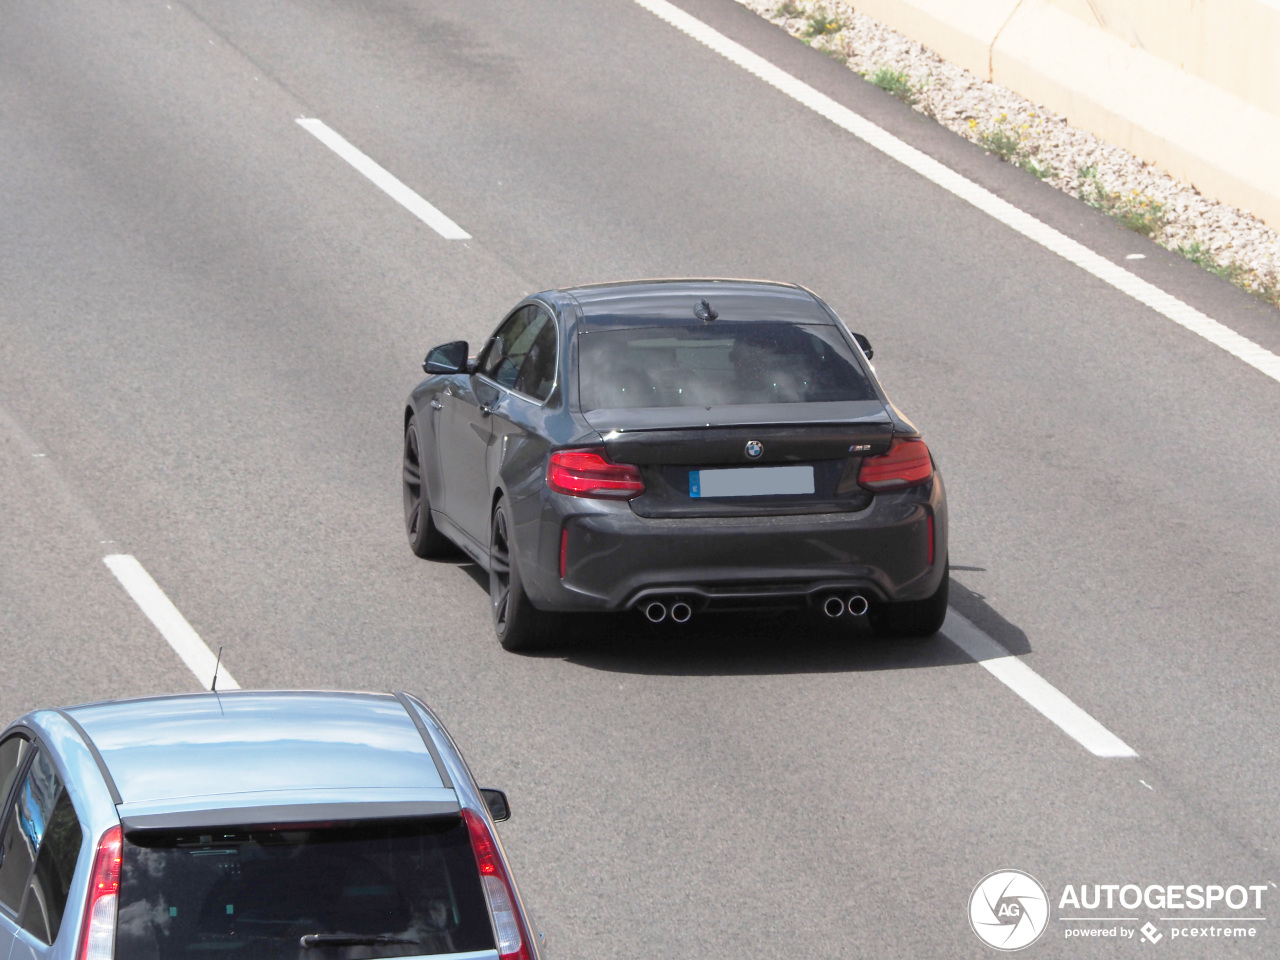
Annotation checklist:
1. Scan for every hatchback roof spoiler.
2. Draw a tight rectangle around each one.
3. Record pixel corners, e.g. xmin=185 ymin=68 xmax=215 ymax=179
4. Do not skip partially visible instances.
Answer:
xmin=120 ymin=799 xmax=461 ymax=834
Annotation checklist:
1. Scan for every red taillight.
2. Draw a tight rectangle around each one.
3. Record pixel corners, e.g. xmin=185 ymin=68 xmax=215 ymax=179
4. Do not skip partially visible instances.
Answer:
xmin=559 ymin=527 xmax=568 ymax=579
xmin=78 ymin=825 xmax=122 ymax=960
xmin=546 ymin=447 xmax=644 ymax=499
xmin=857 ymin=438 xmax=933 ymax=491
xmin=462 ymin=808 xmax=531 ymax=960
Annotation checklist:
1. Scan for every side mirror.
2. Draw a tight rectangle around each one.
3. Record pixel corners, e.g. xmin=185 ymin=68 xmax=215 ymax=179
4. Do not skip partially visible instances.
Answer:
xmin=852 ymin=332 xmax=874 ymax=360
xmin=480 ymin=788 xmax=510 ymax=822
xmin=423 ymin=340 xmax=469 ymax=374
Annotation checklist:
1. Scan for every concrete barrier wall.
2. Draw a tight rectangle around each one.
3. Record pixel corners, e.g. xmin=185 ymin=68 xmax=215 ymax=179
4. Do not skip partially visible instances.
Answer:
xmin=850 ymin=0 xmax=1280 ymax=228
xmin=1048 ymin=0 xmax=1280 ymax=118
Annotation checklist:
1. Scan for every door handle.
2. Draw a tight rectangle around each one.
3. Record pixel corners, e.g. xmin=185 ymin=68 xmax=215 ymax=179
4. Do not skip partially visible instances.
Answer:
xmin=429 ymin=398 xmax=443 ymax=410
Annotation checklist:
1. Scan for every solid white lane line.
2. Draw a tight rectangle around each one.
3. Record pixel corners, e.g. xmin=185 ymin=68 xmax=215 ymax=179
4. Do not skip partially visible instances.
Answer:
xmin=631 ymin=0 xmax=1280 ymax=386
xmin=944 ymin=608 xmax=1136 ymax=758
xmin=296 ymin=118 xmax=471 ymax=240
xmin=103 ymin=555 xmax=240 ymax=690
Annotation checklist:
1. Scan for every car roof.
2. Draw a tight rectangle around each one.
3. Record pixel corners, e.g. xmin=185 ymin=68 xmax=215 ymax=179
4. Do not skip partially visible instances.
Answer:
xmin=558 ymin=278 xmax=835 ymax=330
xmin=65 ymin=691 xmax=449 ymax=807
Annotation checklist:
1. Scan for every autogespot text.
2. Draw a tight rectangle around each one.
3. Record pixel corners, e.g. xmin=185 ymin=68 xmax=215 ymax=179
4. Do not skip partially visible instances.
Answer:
xmin=1059 ymin=883 xmax=1267 ymax=911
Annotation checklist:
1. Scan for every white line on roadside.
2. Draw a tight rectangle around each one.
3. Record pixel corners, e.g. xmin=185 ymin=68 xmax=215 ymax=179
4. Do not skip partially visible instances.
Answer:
xmin=944 ymin=608 xmax=1136 ymax=758
xmin=103 ymin=555 xmax=240 ymax=690
xmin=631 ymin=0 xmax=1280 ymax=386
xmin=296 ymin=118 xmax=471 ymax=240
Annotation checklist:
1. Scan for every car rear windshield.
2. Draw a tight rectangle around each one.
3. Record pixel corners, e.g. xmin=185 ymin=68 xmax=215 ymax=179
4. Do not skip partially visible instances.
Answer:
xmin=117 ymin=818 xmax=493 ymax=960
xmin=577 ymin=322 xmax=875 ymax=410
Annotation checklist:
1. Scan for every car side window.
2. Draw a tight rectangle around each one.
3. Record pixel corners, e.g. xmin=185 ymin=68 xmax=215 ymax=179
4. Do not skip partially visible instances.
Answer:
xmin=479 ymin=306 xmax=555 ymax=396
xmin=479 ymin=306 xmax=535 ymax=385
xmin=0 ymin=735 xmax=31 ymax=815
xmin=0 ymin=747 xmax=81 ymax=939
xmin=0 ymin=746 xmax=49 ymax=911
xmin=513 ymin=308 xmax=557 ymax=402
xmin=19 ymin=787 xmax=82 ymax=944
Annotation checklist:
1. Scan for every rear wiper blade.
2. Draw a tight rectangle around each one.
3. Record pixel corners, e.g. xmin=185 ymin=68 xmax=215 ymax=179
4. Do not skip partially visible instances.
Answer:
xmin=300 ymin=935 xmax=420 ymax=948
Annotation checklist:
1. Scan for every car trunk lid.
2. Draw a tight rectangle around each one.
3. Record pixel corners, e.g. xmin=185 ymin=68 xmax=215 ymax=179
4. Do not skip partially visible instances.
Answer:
xmin=583 ymin=402 xmax=894 ymax=517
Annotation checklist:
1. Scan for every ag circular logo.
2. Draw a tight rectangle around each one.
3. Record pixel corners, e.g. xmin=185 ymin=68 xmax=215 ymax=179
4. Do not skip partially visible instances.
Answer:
xmin=968 ymin=870 xmax=1049 ymax=951
xmin=744 ymin=440 xmax=763 ymax=459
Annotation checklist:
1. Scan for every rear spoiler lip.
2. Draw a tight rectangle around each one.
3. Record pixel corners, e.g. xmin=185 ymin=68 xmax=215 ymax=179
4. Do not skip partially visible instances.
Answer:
xmin=120 ymin=799 xmax=460 ymax=833
xmin=582 ymin=400 xmax=892 ymax=433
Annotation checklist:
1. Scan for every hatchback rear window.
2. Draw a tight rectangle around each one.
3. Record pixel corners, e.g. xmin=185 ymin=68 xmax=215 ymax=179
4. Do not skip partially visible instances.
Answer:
xmin=578 ymin=322 xmax=875 ymax=410
xmin=116 ymin=818 xmax=493 ymax=960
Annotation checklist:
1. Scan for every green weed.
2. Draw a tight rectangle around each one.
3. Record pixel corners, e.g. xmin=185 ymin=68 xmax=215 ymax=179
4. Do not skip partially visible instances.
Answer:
xmin=804 ymin=9 xmax=844 ymax=37
xmin=1176 ymin=239 xmax=1216 ymax=270
xmin=1077 ymin=166 xmax=1164 ymax=236
xmin=1177 ymin=241 xmax=1280 ymax=307
xmin=1114 ymin=193 xmax=1165 ymax=236
xmin=869 ymin=66 xmax=918 ymax=105
xmin=1257 ymin=277 xmax=1280 ymax=308
xmin=776 ymin=1 xmax=804 ymax=17
xmin=1076 ymin=164 xmax=1108 ymax=208
xmin=977 ymin=122 xmax=1020 ymax=162
xmin=1176 ymin=241 xmax=1246 ymax=281
xmin=972 ymin=118 xmax=1055 ymax=178
xmin=1018 ymin=153 xmax=1056 ymax=180
xmin=1176 ymin=240 xmax=1226 ymax=274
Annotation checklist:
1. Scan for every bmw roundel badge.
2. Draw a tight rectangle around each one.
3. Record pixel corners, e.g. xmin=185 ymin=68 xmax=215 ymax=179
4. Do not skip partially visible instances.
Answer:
xmin=745 ymin=440 xmax=763 ymax=459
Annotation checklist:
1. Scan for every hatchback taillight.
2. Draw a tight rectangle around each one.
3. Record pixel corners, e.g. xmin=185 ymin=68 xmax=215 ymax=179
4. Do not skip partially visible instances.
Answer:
xmin=546 ymin=448 xmax=644 ymax=499
xmin=463 ymin=808 xmax=532 ymax=960
xmin=78 ymin=825 xmax=121 ymax=960
xmin=857 ymin=438 xmax=934 ymax=490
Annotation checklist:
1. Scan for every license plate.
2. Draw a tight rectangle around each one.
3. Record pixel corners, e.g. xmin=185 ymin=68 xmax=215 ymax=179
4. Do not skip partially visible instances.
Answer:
xmin=689 ymin=466 xmax=815 ymax=498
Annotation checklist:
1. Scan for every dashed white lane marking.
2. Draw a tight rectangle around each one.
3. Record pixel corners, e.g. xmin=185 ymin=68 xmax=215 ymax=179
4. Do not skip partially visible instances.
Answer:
xmin=944 ymin=608 xmax=1136 ymax=758
xmin=103 ymin=555 xmax=240 ymax=690
xmin=296 ymin=118 xmax=471 ymax=240
xmin=631 ymin=0 xmax=1280 ymax=386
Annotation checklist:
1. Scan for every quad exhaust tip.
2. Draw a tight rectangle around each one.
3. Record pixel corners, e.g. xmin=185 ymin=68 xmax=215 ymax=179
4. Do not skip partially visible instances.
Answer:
xmin=822 ymin=594 xmax=870 ymax=618
xmin=649 ymin=595 xmax=862 ymax=622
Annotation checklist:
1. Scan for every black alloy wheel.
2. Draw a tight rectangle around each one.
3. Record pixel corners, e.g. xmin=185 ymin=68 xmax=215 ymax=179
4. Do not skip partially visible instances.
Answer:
xmin=489 ymin=501 xmax=552 ymax=651
xmin=870 ymin=559 xmax=949 ymax=638
xmin=403 ymin=416 xmax=453 ymax=559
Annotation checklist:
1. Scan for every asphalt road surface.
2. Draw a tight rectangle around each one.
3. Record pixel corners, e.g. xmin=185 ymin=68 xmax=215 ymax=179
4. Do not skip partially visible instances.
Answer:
xmin=3 ymin=1 xmax=1279 ymax=956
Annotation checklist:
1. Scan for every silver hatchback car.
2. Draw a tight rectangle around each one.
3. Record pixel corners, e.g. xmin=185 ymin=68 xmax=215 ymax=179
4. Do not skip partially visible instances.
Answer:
xmin=0 ymin=691 xmax=539 ymax=960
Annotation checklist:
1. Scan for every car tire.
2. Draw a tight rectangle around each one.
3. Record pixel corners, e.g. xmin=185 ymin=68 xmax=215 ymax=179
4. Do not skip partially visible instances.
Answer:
xmin=870 ymin=560 xmax=949 ymax=638
xmin=403 ymin=416 xmax=454 ymax=559
xmin=489 ymin=501 xmax=553 ymax=651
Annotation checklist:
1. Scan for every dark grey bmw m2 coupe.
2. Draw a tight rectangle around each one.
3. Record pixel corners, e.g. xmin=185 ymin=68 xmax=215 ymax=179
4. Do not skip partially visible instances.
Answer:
xmin=402 ymin=279 xmax=948 ymax=650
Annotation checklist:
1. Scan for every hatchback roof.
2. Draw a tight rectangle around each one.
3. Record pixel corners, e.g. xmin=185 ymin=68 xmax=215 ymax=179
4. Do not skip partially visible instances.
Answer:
xmin=66 ymin=691 xmax=447 ymax=806
xmin=561 ymin=279 xmax=834 ymax=330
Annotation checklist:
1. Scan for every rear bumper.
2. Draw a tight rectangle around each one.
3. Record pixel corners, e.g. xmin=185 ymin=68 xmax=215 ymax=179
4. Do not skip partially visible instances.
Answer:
xmin=518 ymin=476 xmax=947 ymax=613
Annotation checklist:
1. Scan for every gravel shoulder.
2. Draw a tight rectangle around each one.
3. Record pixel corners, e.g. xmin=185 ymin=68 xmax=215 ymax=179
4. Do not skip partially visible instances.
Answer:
xmin=737 ymin=0 xmax=1280 ymax=310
